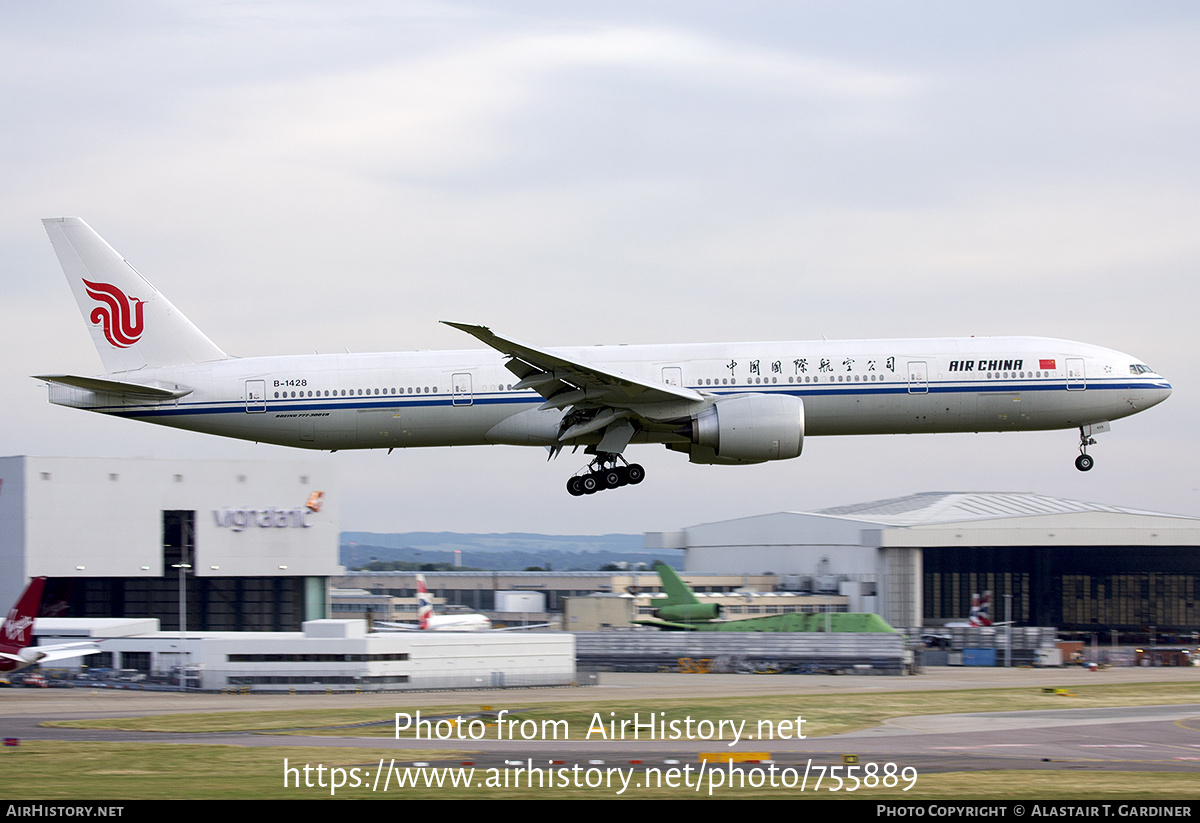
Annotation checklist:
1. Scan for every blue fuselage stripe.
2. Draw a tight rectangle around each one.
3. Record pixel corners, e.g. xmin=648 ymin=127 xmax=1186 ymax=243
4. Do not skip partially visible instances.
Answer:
xmin=98 ymin=378 xmax=1168 ymax=419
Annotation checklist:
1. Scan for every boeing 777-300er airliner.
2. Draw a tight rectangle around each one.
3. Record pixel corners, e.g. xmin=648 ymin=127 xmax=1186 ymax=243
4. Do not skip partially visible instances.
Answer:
xmin=36 ymin=218 xmax=1172 ymax=495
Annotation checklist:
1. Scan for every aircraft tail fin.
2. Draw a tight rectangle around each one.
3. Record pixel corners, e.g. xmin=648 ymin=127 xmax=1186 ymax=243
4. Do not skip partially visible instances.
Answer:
xmin=1 ymin=577 xmax=45 ymax=653
xmin=654 ymin=562 xmax=701 ymax=606
xmin=649 ymin=562 xmax=722 ymax=624
xmin=968 ymin=591 xmax=993 ymax=627
xmin=416 ymin=574 xmax=432 ymax=630
xmin=42 ymin=218 xmax=228 ymax=373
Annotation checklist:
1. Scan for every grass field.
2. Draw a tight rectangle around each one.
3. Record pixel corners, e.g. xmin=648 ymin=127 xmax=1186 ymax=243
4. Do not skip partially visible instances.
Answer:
xmin=1 ymin=741 xmax=1199 ymax=800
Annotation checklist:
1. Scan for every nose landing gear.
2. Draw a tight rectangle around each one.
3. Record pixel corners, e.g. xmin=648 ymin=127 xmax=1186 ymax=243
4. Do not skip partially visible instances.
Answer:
xmin=1075 ymin=426 xmax=1096 ymax=472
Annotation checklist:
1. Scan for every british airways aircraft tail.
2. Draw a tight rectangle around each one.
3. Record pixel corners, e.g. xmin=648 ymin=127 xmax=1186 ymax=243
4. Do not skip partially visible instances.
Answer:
xmin=42 ymin=217 xmax=227 ymax=373
xmin=416 ymin=574 xmax=434 ymax=631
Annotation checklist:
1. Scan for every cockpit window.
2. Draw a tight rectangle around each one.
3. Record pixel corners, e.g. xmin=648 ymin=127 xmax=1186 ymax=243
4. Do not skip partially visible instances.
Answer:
xmin=1130 ymin=364 xmax=1155 ymax=375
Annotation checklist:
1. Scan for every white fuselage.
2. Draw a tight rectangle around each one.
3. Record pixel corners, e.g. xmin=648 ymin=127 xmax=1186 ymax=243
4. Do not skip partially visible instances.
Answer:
xmin=48 ymin=335 xmax=1171 ymax=452
xmin=424 ymin=614 xmax=493 ymax=631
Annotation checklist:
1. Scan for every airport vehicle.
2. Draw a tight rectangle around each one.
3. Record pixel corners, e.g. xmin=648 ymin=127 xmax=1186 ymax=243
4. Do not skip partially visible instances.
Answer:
xmin=0 ymin=578 xmax=102 ymax=673
xmin=37 ymin=218 xmax=1172 ymax=495
xmin=632 ymin=562 xmax=895 ymax=632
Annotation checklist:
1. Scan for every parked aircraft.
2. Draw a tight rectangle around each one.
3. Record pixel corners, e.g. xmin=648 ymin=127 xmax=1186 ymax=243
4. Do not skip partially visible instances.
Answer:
xmin=0 ymin=578 xmax=101 ymax=673
xmin=631 ymin=562 xmax=894 ymax=632
xmin=374 ymin=575 xmax=553 ymax=631
xmin=943 ymin=592 xmax=1014 ymax=629
xmin=36 ymin=218 xmax=1172 ymax=495
xmin=373 ymin=573 xmax=491 ymax=631
xmin=412 ymin=574 xmax=491 ymax=631
xmin=969 ymin=592 xmax=994 ymax=627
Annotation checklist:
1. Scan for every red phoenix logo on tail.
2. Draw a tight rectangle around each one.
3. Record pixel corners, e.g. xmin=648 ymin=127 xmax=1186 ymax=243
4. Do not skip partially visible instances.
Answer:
xmin=84 ymin=279 xmax=145 ymax=348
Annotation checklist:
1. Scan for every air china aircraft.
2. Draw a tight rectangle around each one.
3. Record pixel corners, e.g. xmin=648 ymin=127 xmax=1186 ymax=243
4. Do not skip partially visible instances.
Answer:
xmin=37 ymin=218 xmax=1172 ymax=495
xmin=1 ymin=577 xmax=102 ymax=673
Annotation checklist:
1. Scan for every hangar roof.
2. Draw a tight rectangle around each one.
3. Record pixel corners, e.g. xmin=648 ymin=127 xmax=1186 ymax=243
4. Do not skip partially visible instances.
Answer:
xmin=650 ymin=492 xmax=1200 ymax=551
xmin=814 ymin=492 xmax=1181 ymax=527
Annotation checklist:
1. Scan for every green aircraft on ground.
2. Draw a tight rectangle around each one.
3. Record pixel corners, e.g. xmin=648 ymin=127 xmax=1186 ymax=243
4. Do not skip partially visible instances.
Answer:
xmin=632 ymin=562 xmax=896 ymax=633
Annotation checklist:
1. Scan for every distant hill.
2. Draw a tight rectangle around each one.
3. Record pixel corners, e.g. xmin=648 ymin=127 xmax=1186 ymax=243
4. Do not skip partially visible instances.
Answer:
xmin=339 ymin=532 xmax=670 ymax=571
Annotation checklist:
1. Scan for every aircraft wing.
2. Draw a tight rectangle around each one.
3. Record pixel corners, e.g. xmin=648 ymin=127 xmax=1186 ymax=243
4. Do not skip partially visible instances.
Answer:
xmin=442 ymin=322 xmax=704 ymax=412
xmin=28 ymin=644 xmax=103 ymax=664
xmin=630 ymin=618 xmax=697 ymax=631
xmin=0 ymin=643 xmax=102 ymax=665
xmin=491 ymin=623 xmax=554 ymax=631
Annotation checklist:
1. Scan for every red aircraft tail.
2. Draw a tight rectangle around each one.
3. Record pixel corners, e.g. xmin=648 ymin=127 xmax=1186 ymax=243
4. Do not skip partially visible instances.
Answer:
xmin=416 ymin=574 xmax=432 ymax=630
xmin=1 ymin=577 xmax=46 ymax=655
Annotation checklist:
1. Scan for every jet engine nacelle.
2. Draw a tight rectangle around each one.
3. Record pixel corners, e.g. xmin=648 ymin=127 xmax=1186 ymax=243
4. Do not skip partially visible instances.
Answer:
xmin=674 ymin=393 xmax=804 ymax=465
xmin=16 ymin=648 xmax=43 ymax=664
xmin=656 ymin=603 xmax=722 ymax=622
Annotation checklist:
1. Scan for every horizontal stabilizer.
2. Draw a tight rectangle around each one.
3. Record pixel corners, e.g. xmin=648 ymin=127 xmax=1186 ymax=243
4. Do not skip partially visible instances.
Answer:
xmin=33 ymin=374 xmax=193 ymax=399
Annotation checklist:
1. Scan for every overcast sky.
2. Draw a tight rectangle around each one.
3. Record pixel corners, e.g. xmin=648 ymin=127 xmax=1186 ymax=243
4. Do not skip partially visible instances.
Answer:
xmin=2 ymin=1 xmax=1197 ymax=535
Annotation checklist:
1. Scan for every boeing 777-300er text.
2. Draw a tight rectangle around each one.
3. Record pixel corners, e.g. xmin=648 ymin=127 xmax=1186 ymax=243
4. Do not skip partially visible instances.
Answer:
xmin=36 ymin=218 xmax=1172 ymax=495
xmin=1 ymin=577 xmax=102 ymax=673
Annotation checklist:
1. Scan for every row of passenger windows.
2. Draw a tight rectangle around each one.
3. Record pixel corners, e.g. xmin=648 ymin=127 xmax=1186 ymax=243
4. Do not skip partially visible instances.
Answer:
xmin=697 ymin=375 xmax=895 ymax=385
xmin=272 ymin=384 xmax=520 ymax=400
xmin=275 ymin=387 xmax=437 ymax=399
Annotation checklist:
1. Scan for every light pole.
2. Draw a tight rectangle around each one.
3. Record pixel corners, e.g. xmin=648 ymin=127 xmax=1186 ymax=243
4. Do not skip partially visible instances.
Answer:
xmin=1003 ymin=593 xmax=1012 ymax=667
xmin=171 ymin=562 xmax=191 ymax=691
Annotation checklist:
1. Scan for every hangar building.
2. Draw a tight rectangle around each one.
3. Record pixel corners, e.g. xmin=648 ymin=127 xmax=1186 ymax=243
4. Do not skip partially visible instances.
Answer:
xmin=647 ymin=492 xmax=1200 ymax=634
xmin=0 ymin=455 xmax=339 ymax=631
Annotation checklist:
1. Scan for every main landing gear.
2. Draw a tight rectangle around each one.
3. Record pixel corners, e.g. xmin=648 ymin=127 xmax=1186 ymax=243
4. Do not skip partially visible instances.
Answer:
xmin=566 ymin=454 xmax=645 ymax=496
xmin=1075 ymin=426 xmax=1096 ymax=472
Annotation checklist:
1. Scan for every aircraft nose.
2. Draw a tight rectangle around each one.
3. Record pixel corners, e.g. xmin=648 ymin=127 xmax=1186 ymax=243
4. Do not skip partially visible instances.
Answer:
xmin=1148 ymin=378 xmax=1172 ymax=406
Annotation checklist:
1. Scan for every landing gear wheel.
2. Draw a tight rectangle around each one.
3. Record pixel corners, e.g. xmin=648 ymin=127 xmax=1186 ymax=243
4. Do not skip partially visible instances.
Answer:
xmin=1075 ymin=454 xmax=1094 ymax=472
xmin=565 ymin=454 xmax=645 ymax=495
